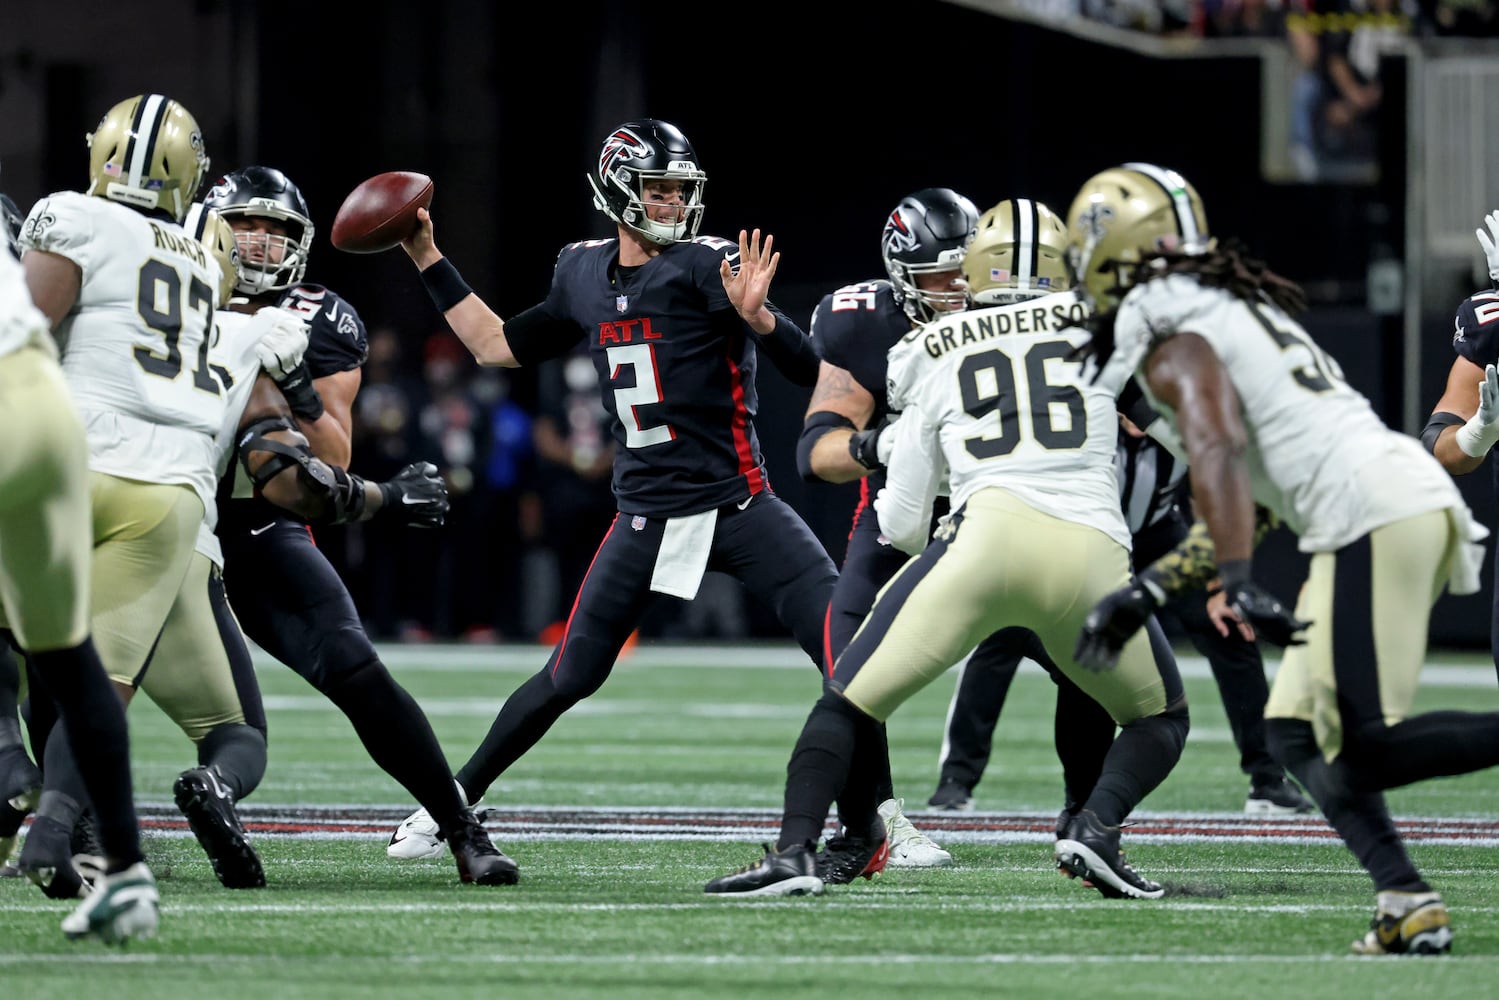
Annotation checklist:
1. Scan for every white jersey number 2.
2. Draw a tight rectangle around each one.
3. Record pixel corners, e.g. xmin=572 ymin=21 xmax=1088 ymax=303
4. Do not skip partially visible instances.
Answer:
xmin=607 ymin=343 xmax=675 ymax=448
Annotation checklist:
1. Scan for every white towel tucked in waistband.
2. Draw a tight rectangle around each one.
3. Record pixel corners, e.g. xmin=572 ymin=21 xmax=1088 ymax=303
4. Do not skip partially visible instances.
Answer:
xmin=649 ymin=508 xmax=718 ymax=600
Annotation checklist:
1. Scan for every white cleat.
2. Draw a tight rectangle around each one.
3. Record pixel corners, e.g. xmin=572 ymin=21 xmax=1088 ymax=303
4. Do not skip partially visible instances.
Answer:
xmin=60 ymin=861 xmax=158 ymax=944
xmin=878 ymin=797 xmax=954 ymax=867
xmin=387 ymin=779 xmax=474 ymax=860
xmin=387 ymin=805 xmax=444 ymax=859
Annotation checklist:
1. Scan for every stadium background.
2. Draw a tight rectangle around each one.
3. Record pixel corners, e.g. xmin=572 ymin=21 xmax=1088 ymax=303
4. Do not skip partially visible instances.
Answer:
xmin=2 ymin=0 xmax=1496 ymax=645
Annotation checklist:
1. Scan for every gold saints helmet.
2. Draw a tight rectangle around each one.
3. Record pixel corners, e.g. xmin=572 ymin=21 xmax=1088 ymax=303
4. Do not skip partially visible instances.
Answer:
xmin=86 ymin=94 xmax=210 ymax=223
xmin=963 ymin=198 xmax=1073 ymax=306
xmin=183 ymin=202 xmax=240 ymax=307
xmin=1066 ymin=162 xmax=1210 ymax=313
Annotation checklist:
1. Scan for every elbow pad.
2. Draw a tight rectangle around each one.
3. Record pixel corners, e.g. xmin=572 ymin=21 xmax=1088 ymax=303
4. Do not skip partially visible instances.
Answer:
xmin=236 ymin=417 xmax=368 ymax=523
xmin=796 ymin=411 xmax=856 ymax=482
xmin=1421 ymin=411 xmax=1464 ymax=455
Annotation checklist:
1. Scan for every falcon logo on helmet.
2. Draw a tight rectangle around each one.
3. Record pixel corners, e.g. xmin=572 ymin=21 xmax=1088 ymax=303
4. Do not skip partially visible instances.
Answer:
xmin=587 ymin=119 xmax=707 ymax=246
xmin=880 ymin=188 xmax=980 ymax=325
xmin=599 ymin=129 xmax=652 ymax=183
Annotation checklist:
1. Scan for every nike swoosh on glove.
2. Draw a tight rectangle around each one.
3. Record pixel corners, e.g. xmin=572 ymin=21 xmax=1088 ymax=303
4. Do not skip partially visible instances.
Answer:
xmin=377 ymin=462 xmax=449 ymax=528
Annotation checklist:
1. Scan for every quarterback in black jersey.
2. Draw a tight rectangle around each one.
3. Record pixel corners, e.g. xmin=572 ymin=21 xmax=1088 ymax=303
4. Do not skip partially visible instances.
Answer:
xmin=1423 ymin=209 xmax=1499 ymax=677
xmin=204 ymin=166 xmax=516 ymax=886
xmin=386 ymin=119 xmax=838 ymax=859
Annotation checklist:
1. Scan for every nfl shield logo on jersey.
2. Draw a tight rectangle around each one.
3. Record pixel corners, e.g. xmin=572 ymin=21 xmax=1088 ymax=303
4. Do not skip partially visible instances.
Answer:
xmin=617 ymin=295 xmax=629 ymax=313
xmin=631 ymin=515 xmax=646 ymax=531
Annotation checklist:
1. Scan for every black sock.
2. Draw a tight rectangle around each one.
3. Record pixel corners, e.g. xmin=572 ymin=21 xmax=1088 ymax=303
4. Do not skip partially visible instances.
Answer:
xmin=197 ymin=723 xmax=268 ymax=801
xmin=456 ymin=667 xmax=574 ymax=803
xmin=1054 ymin=676 xmax=1116 ymax=811
xmin=781 ymin=692 xmax=873 ymax=850
xmin=324 ymin=658 xmax=466 ymax=836
xmin=1267 ymin=718 xmax=1426 ymax=892
xmin=1084 ymin=707 xmax=1188 ymax=827
xmin=0 ymin=639 xmax=22 ymax=751
xmin=1350 ymin=711 xmax=1499 ymax=792
xmin=28 ymin=641 xmax=143 ymax=869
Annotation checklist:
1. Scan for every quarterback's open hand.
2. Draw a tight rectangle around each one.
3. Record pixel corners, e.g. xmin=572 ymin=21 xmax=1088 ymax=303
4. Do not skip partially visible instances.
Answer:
xmin=1223 ymin=580 xmax=1310 ymax=647
xmin=377 ymin=462 xmax=449 ymax=528
xmin=1478 ymin=210 xmax=1499 ymax=285
xmin=720 ymin=229 xmax=780 ymax=328
xmin=1074 ymin=582 xmax=1159 ymax=671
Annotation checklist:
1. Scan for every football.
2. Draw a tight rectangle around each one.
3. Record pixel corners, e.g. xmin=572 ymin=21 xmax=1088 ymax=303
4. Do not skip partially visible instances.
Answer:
xmin=330 ymin=171 xmax=434 ymax=254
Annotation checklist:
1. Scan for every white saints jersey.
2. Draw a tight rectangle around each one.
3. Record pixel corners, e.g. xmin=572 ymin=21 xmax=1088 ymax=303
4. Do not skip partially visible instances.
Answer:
xmin=876 ymin=290 xmax=1130 ymax=554
xmin=1098 ymin=274 xmax=1485 ymax=561
xmin=21 ymin=192 xmax=226 ymax=510
xmin=0 ymin=247 xmax=54 ymax=359
xmin=193 ymin=308 xmax=272 ymax=568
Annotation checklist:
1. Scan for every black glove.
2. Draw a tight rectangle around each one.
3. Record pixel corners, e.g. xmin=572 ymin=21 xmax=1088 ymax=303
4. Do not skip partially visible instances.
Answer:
xmin=1223 ymin=580 xmax=1311 ymax=647
xmin=848 ymin=414 xmax=894 ymax=471
xmin=1073 ymin=581 xmax=1160 ymax=671
xmin=376 ymin=462 xmax=449 ymax=528
xmin=275 ymin=361 xmax=325 ymax=422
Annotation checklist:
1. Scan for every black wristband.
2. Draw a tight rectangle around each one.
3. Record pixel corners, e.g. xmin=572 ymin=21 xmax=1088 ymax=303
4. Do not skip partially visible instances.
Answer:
xmin=848 ymin=428 xmax=882 ymax=471
xmin=420 ymin=257 xmax=473 ymax=313
xmin=1218 ymin=558 xmax=1252 ymax=590
xmin=276 ymin=360 xmax=325 ymax=422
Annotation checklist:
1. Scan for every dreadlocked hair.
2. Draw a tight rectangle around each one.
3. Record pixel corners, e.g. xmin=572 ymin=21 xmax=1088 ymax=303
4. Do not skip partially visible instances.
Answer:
xmin=1143 ymin=238 xmax=1308 ymax=316
xmin=1071 ymin=239 xmax=1307 ymax=375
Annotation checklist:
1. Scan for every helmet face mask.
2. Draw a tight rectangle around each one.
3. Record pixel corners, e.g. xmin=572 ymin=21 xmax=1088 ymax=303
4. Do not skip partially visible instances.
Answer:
xmin=203 ymin=166 xmax=314 ymax=296
xmin=881 ymin=188 xmax=979 ymax=325
xmin=964 ymin=199 xmax=1073 ymax=306
xmin=1067 ymin=162 xmax=1210 ymax=313
xmin=183 ymin=202 xmax=241 ymax=307
xmin=85 ymin=94 xmax=210 ymax=223
xmin=588 ymin=120 xmax=706 ymax=246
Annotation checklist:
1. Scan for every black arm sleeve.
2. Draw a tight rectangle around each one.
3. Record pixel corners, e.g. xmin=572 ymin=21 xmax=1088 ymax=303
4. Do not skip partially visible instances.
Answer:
xmin=750 ymin=305 xmax=821 ymax=387
xmin=796 ymin=411 xmax=857 ymax=483
xmin=503 ymin=303 xmax=587 ymax=367
xmin=1422 ymin=411 xmax=1465 ymax=455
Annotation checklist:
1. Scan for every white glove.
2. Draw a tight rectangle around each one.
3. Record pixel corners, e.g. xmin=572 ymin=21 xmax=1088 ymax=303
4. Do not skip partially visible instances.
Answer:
xmin=1456 ymin=363 xmax=1499 ymax=458
xmin=250 ymin=306 xmax=310 ymax=382
xmin=1478 ymin=210 xmax=1499 ymax=285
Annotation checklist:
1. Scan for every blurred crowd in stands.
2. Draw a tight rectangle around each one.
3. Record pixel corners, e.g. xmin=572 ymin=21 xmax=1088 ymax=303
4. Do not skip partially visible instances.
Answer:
xmin=1065 ymin=0 xmax=1497 ymax=181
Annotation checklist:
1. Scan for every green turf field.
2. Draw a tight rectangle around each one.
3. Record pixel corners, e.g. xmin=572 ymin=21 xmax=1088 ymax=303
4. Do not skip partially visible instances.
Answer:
xmin=3 ymin=642 xmax=1497 ymax=998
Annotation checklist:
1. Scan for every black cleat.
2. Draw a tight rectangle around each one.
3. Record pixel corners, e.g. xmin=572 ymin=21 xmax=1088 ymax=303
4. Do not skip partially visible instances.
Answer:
xmin=448 ymin=810 xmax=519 ymax=886
xmin=174 ymin=766 xmax=266 ymax=889
xmin=705 ymin=842 xmax=823 ymax=897
xmin=18 ymin=814 xmax=88 ymax=899
xmin=814 ymin=831 xmax=889 ymax=886
xmin=927 ymin=777 xmax=973 ymax=812
xmin=0 ymin=745 xmax=41 ymax=810
xmin=1246 ymin=776 xmax=1317 ymax=816
xmin=1055 ymin=808 xmax=1163 ymax=900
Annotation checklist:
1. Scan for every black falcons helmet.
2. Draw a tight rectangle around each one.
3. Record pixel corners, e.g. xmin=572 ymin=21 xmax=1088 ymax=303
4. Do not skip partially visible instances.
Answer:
xmin=587 ymin=119 xmax=707 ymax=246
xmin=203 ymin=165 xmax=314 ymax=295
xmin=881 ymin=188 xmax=980 ymax=325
